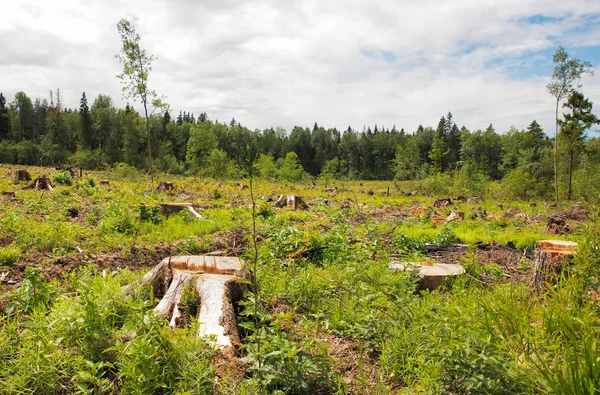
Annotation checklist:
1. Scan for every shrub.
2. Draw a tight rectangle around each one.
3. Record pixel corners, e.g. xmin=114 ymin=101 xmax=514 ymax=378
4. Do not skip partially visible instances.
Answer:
xmin=51 ymin=170 xmax=73 ymax=186
xmin=0 ymin=246 xmax=20 ymax=266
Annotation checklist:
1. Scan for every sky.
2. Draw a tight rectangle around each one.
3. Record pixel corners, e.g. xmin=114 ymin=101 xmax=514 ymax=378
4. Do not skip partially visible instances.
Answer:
xmin=2 ymin=0 xmax=600 ymax=136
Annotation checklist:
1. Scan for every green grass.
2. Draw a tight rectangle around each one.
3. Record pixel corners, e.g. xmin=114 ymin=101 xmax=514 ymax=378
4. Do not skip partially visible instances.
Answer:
xmin=0 ymin=165 xmax=597 ymax=394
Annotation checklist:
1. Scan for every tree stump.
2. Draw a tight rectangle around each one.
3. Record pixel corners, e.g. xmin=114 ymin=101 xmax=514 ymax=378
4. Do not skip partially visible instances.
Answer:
xmin=544 ymin=216 xmax=571 ymax=235
xmin=156 ymin=181 xmax=174 ymax=192
xmin=274 ymin=194 xmax=308 ymax=210
xmin=13 ymin=169 xmax=31 ymax=183
xmin=131 ymin=255 xmax=249 ymax=349
xmin=24 ymin=176 xmax=53 ymax=191
xmin=446 ymin=210 xmax=465 ymax=223
xmin=532 ymin=240 xmax=577 ymax=292
xmin=389 ymin=261 xmax=465 ymax=291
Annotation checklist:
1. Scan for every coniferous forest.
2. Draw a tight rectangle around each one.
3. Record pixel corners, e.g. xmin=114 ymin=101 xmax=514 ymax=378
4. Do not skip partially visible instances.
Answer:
xmin=1 ymin=88 xmax=599 ymax=200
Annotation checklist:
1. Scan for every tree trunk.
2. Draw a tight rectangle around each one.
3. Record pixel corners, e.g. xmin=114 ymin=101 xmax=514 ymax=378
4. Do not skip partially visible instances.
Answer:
xmin=554 ymin=99 xmax=559 ymax=202
xmin=144 ymin=102 xmax=153 ymax=185
xmin=532 ymin=240 xmax=577 ymax=293
xmin=128 ymin=255 xmax=249 ymax=350
xmin=568 ymin=148 xmax=573 ymax=200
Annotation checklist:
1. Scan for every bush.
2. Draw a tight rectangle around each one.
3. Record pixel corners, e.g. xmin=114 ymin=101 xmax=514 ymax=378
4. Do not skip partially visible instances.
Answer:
xmin=51 ymin=170 xmax=73 ymax=186
xmin=155 ymin=154 xmax=185 ymax=175
xmin=0 ymin=246 xmax=20 ymax=266
xmin=500 ymin=169 xmax=537 ymax=200
xmin=111 ymin=162 xmax=141 ymax=179
xmin=68 ymin=149 xmax=108 ymax=170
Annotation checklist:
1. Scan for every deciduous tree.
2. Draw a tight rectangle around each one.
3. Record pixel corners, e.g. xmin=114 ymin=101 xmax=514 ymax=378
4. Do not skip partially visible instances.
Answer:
xmin=115 ymin=18 xmax=167 ymax=183
xmin=547 ymin=46 xmax=594 ymax=201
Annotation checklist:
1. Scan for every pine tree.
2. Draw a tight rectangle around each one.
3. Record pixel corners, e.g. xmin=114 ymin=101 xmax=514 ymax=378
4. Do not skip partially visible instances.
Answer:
xmin=79 ymin=92 xmax=93 ymax=149
xmin=0 ymin=93 xmax=10 ymax=141
xmin=558 ymin=91 xmax=600 ymax=199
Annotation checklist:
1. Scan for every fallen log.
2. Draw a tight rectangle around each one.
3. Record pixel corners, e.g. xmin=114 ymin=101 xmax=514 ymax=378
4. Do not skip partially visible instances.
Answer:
xmin=532 ymin=240 xmax=577 ymax=292
xmin=131 ymin=255 xmax=248 ymax=348
xmin=159 ymin=202 xmax=204 ymax=218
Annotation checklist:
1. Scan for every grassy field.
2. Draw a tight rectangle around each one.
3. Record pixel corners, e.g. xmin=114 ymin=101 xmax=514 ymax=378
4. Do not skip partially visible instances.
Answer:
xmin=0 ymin=165 xmax=598 ymax=394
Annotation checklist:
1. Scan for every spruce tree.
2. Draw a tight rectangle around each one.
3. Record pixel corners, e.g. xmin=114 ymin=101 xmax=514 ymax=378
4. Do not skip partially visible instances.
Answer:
xmin=0 ymin=93 xmax=10 ymax=141
xmin=79 ymin=92 xmax=93 ymax=149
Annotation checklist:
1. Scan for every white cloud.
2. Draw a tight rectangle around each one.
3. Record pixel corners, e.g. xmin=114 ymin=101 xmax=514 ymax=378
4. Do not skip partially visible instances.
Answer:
xmin=1 ymin=0 xmax=599 ymax=136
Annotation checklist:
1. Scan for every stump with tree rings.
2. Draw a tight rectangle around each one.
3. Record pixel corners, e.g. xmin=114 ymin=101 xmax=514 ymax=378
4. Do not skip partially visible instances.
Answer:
xmin=389 ymin=261 xmax=465 ymax=291
xmin=532 ymin=240 xmax=578 ymax=292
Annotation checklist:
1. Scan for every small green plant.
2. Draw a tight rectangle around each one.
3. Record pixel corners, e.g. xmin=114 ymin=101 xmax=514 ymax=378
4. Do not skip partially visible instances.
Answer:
xmin=51 ymin=170 xmax=73 ymax=186
xmin=6 ymin=268 xmax=56 ymax=315
xmin=257 ymin=203 xmax=274 ymax=219
xmin=0 ymin=246 xmax=20 ymax=266
xmin=211 ymin=188 xmax=222 ymax=200
xmin=138 ymin=203 xmax=161 ymax=224
xmin=179 ymin=281 xmax=199 ymax=320
xmin=74 ymin=360 xmax=115 ymax=394
xmin=435 ymin=226 xmax=459 ymax=246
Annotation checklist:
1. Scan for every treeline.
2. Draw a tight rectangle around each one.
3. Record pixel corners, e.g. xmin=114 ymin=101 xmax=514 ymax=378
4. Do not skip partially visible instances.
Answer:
xmin=1 ymin=90 xmax=599 ymax=199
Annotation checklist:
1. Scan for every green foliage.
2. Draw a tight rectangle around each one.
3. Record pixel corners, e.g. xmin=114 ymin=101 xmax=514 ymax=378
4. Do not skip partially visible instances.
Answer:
xmin=6 ymin=268 xmax=56 ymax=316
xmin=435 ymin=226 xmax=460 ymax=246
xmin=499 ymin=168 xmax=537 ymax=200
xmin=138 ymin=203 xmax=161 ymax=224
xmin=154 ymin=153 xmax=185 ymax=175
xmin=111 ymin=162 xmax=141 ymax=179
xmin=240 ymin=300 xmax=336 ymax=394
xmin=277 ymin=152 xmax=304 ymax=182
xmin=100 ymin=202 xmax=138 ymax=235
xmin=211 ymin=187 xmax=222 ymax=200
xmin=0 ymin=246 xmax=20 ymax=266
xmin=51 ymin=169 xmax=73 ymax=186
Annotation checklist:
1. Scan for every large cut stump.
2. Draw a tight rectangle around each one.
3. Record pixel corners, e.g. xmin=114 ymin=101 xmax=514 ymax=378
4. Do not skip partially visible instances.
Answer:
xmin=389 ymin=261 xmax=465 ymax=291
xmin=133 ymin=255 xmax=248 ymax=349
xmin=24 ymin=176 xmax=53 ymax=191
xmin=159 ymin=202 xmax=204 ymax=218
xmin=275 ymin=194 xmax=308 ymax=210
xmin=157 ymin=181 xmax=175 ymax=192
xmin=532 ymin=240 xmax=577 ymax=292
xmin=13 ymin=169 xmax=32 ymax=183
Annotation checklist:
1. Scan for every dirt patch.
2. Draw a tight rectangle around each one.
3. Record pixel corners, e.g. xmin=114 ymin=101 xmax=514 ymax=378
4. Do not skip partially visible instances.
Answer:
xmin=211 ymin=227 xmax=247 ymax=255
xmin=0 ymin=243 xmax=173 ymax=286
xmin=324 ymin=333 xmax=384 ymax=394
xmin=0 ymin=235 xmax=14 ymax=248
xmin=369 ymin=205 xmax=411 ymax=222
xmin=560 ymin=204 xmax=588 ymax=221
xmin=424 ymin=243 xmax=532 ymax=285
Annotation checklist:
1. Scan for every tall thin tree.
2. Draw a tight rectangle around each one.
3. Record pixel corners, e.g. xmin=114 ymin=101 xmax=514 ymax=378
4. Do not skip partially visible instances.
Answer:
xmin=546 ymin=46 xmax=593 ymax=202
xmin=558 ymin=91 xmax=599 ymax=200
xmin=115 ymin=18 xmax=166 ymax=183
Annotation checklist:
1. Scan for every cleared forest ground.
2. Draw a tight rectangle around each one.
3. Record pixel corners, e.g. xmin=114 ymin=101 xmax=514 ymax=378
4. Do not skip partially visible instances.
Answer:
xmin=0 ymin=165 xmax=598 ymax=394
